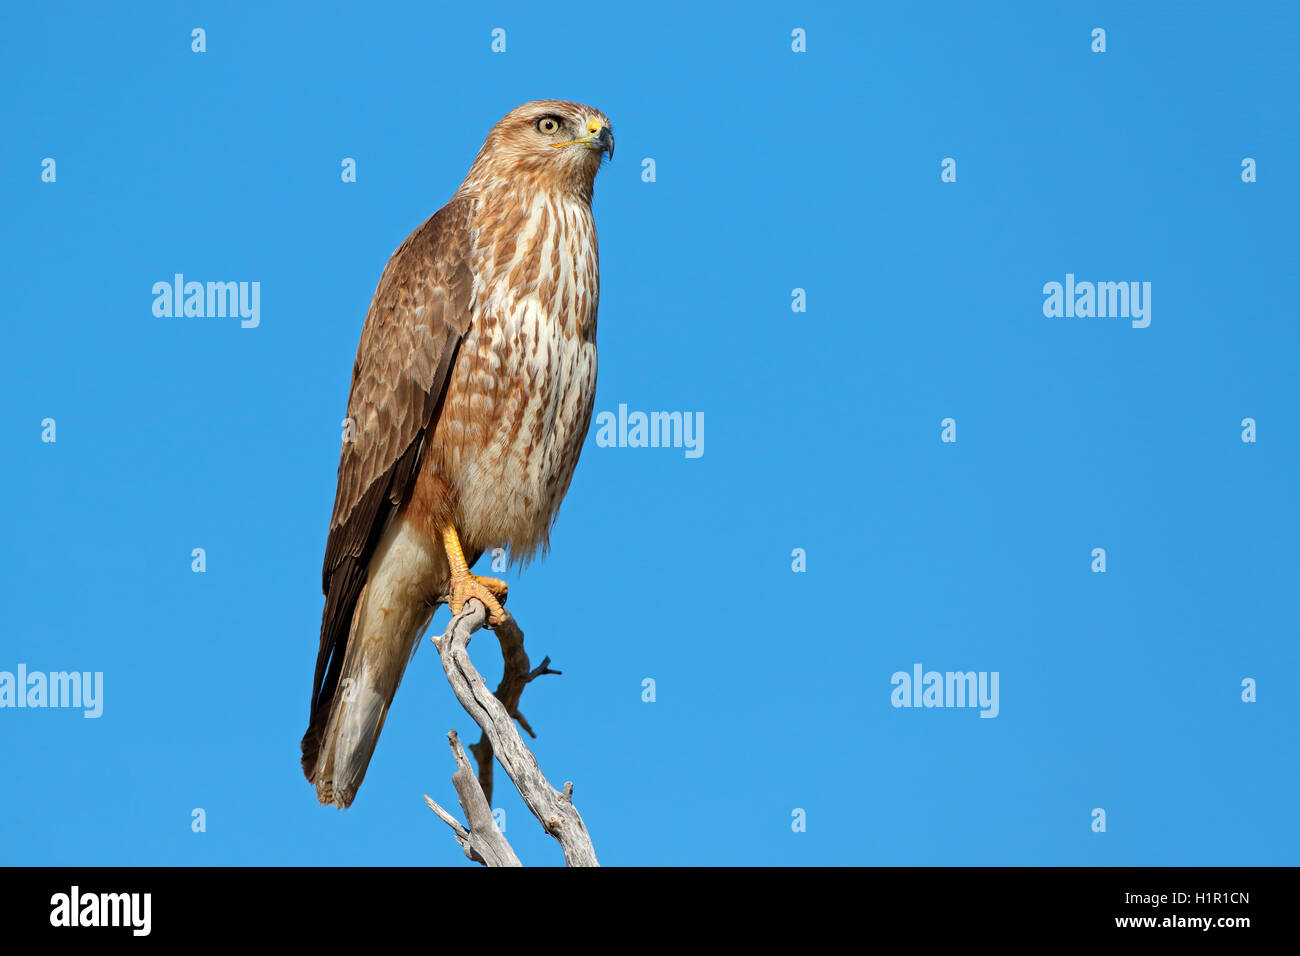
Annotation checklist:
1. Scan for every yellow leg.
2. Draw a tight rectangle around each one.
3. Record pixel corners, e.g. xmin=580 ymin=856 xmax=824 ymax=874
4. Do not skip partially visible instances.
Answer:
xmin=442 ymin=525 xmax=508 ymax=625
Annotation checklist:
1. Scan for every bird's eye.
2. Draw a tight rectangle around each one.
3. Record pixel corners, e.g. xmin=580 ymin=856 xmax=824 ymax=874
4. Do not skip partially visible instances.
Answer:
xmin=536 ymin=116 xmax=562 ymax=135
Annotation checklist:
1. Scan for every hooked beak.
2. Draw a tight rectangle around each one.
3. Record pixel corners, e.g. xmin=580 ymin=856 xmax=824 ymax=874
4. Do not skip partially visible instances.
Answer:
xmin=596 ymin=125 xmax=614 ymax=160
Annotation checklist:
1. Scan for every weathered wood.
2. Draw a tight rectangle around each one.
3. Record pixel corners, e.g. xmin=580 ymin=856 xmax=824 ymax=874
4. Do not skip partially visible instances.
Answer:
xmin=467 ymin=613 xmax=561 ymax=803
xmin=422 ymin=730 xmax=521 ymax=867
xmin=425 ymin=600 xmax=598 ymax=867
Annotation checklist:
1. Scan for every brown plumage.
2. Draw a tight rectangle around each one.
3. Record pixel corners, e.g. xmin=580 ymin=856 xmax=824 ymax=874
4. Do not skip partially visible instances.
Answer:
xmin=302 ymin=100 xmax=613 ymax=807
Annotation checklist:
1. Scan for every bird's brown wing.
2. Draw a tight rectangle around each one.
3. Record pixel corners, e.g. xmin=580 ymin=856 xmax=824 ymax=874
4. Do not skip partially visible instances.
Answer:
xmin=303 ymin=196 xmax=476 ymax=774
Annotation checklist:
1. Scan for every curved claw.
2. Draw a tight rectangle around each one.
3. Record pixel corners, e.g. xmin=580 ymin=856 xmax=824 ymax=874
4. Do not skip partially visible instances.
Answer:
xmin=441 ymin=524 xmax=509 ymax=625
xmin=449 ymin=573 xmax=508 ymax=626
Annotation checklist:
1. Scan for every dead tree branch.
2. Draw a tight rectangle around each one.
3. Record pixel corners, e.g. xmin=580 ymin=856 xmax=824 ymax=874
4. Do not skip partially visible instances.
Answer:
xmin=424 ymin=599 xmax=599 ymax=867
xmin=422 ymin=731 xmax=520 ymax=867
xmin=466 ymin=613 xmax=561 ymax=804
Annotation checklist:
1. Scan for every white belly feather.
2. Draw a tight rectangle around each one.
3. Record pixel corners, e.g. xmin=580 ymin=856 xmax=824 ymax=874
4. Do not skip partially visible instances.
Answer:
xmin=450 ymin=192 xmax=598 ymax=562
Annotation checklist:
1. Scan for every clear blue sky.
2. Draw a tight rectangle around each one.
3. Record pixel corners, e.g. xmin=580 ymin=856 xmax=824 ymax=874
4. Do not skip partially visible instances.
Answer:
xmin=2 ymin=1 xmax=1296 ymax=866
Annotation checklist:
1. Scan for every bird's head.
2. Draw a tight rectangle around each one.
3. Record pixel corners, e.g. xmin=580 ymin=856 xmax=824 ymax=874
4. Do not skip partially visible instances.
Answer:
xmin=462 ymin=99 xmax=613 ymax=200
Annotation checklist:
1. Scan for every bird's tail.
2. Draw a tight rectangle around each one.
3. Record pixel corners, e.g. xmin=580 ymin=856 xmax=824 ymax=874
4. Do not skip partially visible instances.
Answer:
xmin=301 ymin=581 xmax=436 ymax=808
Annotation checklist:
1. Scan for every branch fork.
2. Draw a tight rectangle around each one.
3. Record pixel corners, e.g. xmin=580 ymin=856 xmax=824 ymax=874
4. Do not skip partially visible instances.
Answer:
xmin=423 ymin=600 xmax=598 ymax=866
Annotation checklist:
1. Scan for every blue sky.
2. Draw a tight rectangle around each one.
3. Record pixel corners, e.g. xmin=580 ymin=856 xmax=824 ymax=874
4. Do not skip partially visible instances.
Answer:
xmin=1 ymin=1 xmax=1296 ymax=866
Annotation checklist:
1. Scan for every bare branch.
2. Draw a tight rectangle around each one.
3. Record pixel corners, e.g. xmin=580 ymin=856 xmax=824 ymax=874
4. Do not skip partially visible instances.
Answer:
xmin=430 ymin=600 xmax=599 ymax=867
xmin=423 ymin=731 xmax=521 ymax=867
xmin=466 ymin=612 xmax=561 ymax=802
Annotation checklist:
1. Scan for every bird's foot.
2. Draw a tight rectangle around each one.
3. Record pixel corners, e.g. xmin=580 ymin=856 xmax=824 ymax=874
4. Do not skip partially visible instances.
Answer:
xmin=448 ymin=570 xmax=508 ymax=625
xmin=440 ymin=523 xmax=508 ymax=625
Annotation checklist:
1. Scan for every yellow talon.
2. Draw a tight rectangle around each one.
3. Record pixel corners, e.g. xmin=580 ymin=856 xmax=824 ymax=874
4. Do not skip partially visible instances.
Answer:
xmin=441 ymin=525 xmax=508 ymax=625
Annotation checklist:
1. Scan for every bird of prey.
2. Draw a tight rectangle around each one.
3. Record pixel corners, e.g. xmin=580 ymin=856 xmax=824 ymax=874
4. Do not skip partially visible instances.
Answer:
xmin=301 ymin=100 xmax=613 ymax=808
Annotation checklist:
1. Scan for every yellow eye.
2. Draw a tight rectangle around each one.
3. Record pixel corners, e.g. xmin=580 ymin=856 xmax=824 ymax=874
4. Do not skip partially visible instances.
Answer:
xmin=536 ymin=116 xmax=562 ymax=135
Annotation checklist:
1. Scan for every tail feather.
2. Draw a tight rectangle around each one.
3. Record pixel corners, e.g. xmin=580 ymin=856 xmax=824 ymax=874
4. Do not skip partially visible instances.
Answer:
xmin=303 ymin=591 xmax=434 ymax=808
xmin=302 ymin=515 xmax=446 ymax=808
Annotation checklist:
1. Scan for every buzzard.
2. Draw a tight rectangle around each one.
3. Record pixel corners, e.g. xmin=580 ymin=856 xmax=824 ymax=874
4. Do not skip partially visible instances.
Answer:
xmin=302 ymin=100 xmax=613 ymax=808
